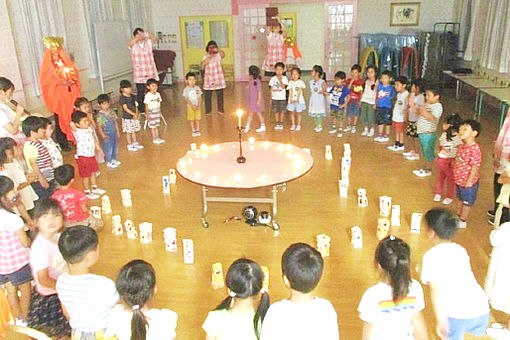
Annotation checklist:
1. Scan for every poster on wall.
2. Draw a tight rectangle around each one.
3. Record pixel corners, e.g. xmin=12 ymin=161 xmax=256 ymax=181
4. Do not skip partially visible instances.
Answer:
xmin=185 ymin=20 xmax=204 ymax=48
xmin=390 ymin=2 xmax=420 ymax=26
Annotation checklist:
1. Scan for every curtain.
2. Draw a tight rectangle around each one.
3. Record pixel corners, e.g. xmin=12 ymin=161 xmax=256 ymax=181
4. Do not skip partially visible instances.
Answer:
xmin=122 ymin=0 xmax=148 ymax=32
xmin=457 ymin=0 xmax=472 ymax=56
xmin=480 ymin=0 xmax=510 ymax=71
xmin=463 ymin=0 xmax=479 ymax=61
xmin=81 ymin=0 xmax=114 ymax=78
xmin=7 ymin=0 xmax=66 ymax=96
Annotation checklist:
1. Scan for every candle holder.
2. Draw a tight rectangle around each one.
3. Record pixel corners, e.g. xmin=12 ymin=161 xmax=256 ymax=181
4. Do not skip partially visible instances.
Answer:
xmin=237 ymin=126 xmax=246 ymax=164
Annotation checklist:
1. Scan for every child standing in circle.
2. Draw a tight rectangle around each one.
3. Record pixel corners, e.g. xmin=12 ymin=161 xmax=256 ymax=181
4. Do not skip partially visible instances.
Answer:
xmin=144 ymin=78 xmax=164 ymax=144
xmin=374 ymin=70 xmax=395 ymax=143
xmin=183 ymin=72 xmax=203 ymax=137
xmin=202 ymin=258 xmax=270 ymax=340
xmin=246 ymin=66 xmax=266 ymax=133
xmin=387 ymin=76 xmax=409 ymax=152
xmin=344 ymin=64 xmax=364 ymax=133
xmin=96 ymin=94 xmax=121 ymax=168
xmin=105 ymin=259 xmax=178 ymax=340
xmin=309 ymin=65 xmax=327 ymax=133
xmin=119 ymin=80 xmax=143 ymax=152
xmin=433 ymin=113 xmax=462 ymax=205
xmin=360 ymin=66 xmax=378 ymax=137
xmin=328 ymin=71 xmax=349 ymax=137
xmin=403 ymin=79 xmax=426 ymax=161
xmin=269 ymin=62 xmax=288 ymax=130
xmin=287 ymin=67 xmax=306 ymax=131
xmin=358 ymin=236 xmax=427 ymax=340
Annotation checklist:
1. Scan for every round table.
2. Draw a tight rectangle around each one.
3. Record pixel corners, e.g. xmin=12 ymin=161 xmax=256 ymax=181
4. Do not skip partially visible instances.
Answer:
xmin=176 ymin=141 xmax=314 ymax=227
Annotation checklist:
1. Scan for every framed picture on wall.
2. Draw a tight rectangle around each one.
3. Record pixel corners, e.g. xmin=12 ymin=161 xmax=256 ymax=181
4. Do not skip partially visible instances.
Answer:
xmin=390 ymin=2 xmax=420 ymax=26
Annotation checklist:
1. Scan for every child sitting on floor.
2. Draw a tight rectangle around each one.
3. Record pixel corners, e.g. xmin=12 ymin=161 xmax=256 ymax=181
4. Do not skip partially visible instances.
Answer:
xmin=104 ymin=259 xmax=178 ymax=340
xmin=51 ymin=164 xmax=103 ymax=230
xmin=260 ymin=243 xmax=339 ymax=340
xmin=57 ymin=226 xmax=119 ymax=339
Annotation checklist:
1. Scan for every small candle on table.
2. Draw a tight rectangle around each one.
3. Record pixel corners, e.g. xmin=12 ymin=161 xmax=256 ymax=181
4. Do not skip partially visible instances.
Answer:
xmin=236 ymin=109 xmax=243 ymax=128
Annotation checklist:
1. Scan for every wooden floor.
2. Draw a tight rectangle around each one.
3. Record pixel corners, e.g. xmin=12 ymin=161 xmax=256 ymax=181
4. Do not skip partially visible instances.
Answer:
xmin=71 ymin=79 xmax=501 ymax=339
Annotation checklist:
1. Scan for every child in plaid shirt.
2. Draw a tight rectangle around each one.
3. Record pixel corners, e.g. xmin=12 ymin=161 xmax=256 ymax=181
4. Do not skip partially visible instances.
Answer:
xmin=453 ymin=120 xmax=482 ymax=229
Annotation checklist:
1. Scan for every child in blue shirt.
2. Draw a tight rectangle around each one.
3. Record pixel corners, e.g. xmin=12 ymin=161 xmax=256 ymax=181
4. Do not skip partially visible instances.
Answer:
xmin=328 ymin=71 xmax=350 ymax=138
xmin=374 ymin=70 xmax=396 ymax=143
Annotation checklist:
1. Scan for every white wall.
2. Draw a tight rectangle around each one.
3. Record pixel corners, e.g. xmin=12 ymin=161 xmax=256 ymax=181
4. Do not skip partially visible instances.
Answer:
xmin=0 ymin=0 xmax=25 ymax=104
xmin=277 ymin=2 xmax=324 ymax=70
xmin=357 ymin=0 xmax=455 ymax=34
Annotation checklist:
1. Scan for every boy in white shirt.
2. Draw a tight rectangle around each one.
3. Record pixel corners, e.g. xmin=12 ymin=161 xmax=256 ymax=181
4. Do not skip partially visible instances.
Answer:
xmin=183 ymin=72 xmax=203 ymax=137
xmin=144 ymin=78 xmax=164 ymax=144
xmin=260 ymin=243 xmax=340 ymax=340
xmin=269 ymin=62 xmax=288 ymax=130
xmin=388 ymin=76 xmax=409 ymax=152
xmin=57 ymin=226 xmax=119 ymax=339
xmin=422 ymin=208 xmax=489 ymax=340
xmin=71 ymin=111 xmax=105 ymax=199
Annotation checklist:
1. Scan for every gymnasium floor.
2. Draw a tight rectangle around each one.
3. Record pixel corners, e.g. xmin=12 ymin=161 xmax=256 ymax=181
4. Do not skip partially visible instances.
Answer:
xmin=76 ymin=78 xmax=500 ymax=339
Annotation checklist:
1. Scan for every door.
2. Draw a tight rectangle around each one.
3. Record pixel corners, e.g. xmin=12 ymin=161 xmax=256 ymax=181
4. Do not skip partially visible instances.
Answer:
xmin=180 ymin=15 xmax=234 ymax=80
xmin=324 ymin=2 xmax=357 ymax=79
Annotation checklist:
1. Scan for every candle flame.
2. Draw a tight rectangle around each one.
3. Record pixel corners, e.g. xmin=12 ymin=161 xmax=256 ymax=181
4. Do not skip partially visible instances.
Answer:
xmin=236 ymin=109 xmax=243 ymax=118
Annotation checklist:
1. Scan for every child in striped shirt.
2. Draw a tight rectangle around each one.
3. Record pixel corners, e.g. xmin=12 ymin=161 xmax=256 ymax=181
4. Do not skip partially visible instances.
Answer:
xmin=57 ymin=226 xmax=119 ymax=339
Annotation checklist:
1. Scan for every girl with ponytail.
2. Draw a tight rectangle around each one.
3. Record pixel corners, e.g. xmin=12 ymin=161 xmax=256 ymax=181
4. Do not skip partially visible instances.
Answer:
xmin=358 ymin=236 xmax=427 ymax=340
xmin=104 ymin=260 xmax=177 ymax=340
xmin=203 ymin=258 xmax=270 ymax=340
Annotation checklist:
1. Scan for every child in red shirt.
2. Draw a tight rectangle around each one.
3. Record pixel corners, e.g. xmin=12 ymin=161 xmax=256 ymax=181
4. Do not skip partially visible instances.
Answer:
xmin=51 ymin=165 xmax=103 ymax=230
xmin=344 ymin=64 xmax=364 ymax=133
xmin=453 ymin=119 xmax=482 ymax=229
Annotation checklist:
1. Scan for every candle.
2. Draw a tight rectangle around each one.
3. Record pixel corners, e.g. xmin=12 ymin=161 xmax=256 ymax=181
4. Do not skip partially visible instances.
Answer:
xmin=236 ymin=110 xmax=243 ymax=128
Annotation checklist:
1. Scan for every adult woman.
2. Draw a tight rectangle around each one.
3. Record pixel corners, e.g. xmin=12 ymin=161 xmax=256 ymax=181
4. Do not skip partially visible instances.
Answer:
xmin=0 ymin=78 xmax=27 ymax=148
xmin=39 ymin=37 xmax=81 ymax=148
xmin=263 ymin=16 xmax=287 ymax=77
xmin=129 ymin=27 xmax=159 ymax=113
xmin=201 ymin=40 xmax=226 ymax=115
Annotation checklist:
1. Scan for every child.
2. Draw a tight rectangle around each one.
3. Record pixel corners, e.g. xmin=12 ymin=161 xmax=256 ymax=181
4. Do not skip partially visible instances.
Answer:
xmin=358 ymin=236 xmax=427 ymax=340
xmin=96 ymin=94 xmax=121 ymax=168
xmin=328 ymin=71 xmax=349 ymax=137
xmin=287 ymin=67 xmax=306 ymax=131
xmin=27 ymin=198 xmax=71 ymax=338
xmin=104 ymin=259 xmax=178 ymax=340
xmin=0 ymin=137 xmax=38 ymax=215
xmin=309 ymin=65 xmax=328 ymax=133
xmin=119 ymin=80 xmax=143 ymax=152
xmin=269 ymin=62 xmax=288 ymax=130
xmin=246 ymin=66 xmax=266 ymax=133
xmin=0 ymin=77 xmax=28 ymax=147
xmin=422 ymin=208 xmax=489 ymax=340
xmin=144 ymin=78 xmax=165 ymax=144
xmin=22 ymin=116 xmax=55 ymax=199
xmin=40 ymin=118 xmax=63 ymax=169
xmin=360 ymin=65 xmax=378 ymax=137
xmin=56 ymin=226 xmax=119 ymax=339
xmin=260 ymin=243 xmax=339 ymax=340
xmin=374 ymin=70 xmax=395 ymax=142
xmin=413 ymin=86 xmax=443 ymax=177
xmin=403 ymin=79 xmax=426 ymax=161
xmin=183 ymin=72 xmax=203 ymax=137
xmin=344 ymin=64 xmax=364 ymax=133
xmin=452 ymin=119 xmax=482 ymax=229
xmin=202 ymin=258 xmax=270 ymax=339
xmin=0 ymin=176 xmax=32 ymax=325
xmin=71 ymin=111 xmax=106 ymax=199
xmin=51 ymin=164 xmax=103 ymax=229
xmin=485 ymin=221 xmax=510 ymax=339
xmin=74 ymin=97 xmax=96 ymax=131
xmin=387 ymin=76 xmax=409 ymax=151
xmin=433 ymin=113 xmax=462 ymax=205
